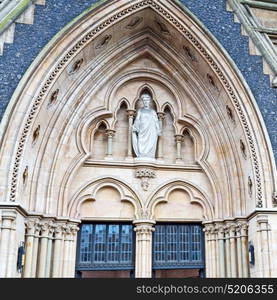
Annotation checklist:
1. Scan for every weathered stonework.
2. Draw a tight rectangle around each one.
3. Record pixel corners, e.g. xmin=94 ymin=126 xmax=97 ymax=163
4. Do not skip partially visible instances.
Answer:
xmin=0 ymin=0 xmax=276 ymax=278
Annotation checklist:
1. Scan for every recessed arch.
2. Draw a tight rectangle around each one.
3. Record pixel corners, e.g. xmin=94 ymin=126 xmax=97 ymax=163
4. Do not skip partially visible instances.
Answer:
xmin=147 ymin=179 xmax=214 ymax=221
xmin=0 ymin=0 xmax=274 ymax=222
xmin=68 ymin=176 xmax=142 ymax=219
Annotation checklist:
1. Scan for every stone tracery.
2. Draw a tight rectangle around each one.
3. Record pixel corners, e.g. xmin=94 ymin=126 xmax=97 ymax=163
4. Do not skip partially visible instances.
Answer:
xmin=0 ymin=0 xmax=275 ymax=278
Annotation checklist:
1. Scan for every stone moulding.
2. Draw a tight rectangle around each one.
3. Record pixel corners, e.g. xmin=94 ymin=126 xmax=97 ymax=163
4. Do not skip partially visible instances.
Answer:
xmin=4 ymin=0 xmax=273 ymax=210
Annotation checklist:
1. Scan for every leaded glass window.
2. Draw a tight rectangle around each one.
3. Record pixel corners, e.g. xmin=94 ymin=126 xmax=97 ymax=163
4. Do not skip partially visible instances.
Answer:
xmin=77 ymin=224 xmax=134 ymax=270
xmin=153 ymin=224 xmax=204 ymax=269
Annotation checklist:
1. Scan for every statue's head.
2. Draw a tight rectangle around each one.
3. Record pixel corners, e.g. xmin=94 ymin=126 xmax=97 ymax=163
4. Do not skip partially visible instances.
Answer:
xmin=141 ymin=93 xmax=152 ymax=109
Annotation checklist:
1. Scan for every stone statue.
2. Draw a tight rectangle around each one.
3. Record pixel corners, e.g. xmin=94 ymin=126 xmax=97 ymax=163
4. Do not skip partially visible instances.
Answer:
xmin=132 ymin=93 xmax=161 ymax=159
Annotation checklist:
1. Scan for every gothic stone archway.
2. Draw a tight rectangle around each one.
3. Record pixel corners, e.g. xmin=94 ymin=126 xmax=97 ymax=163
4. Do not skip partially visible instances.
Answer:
xmin=0 ymin=0 xmax=276 ymax=278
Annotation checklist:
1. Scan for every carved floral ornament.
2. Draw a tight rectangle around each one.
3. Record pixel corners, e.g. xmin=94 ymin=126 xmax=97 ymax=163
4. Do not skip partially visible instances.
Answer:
xmin=135 ymin=169 xmax=156 ymax=191
xmin=8 ymin=0 xmax=264 ymax=210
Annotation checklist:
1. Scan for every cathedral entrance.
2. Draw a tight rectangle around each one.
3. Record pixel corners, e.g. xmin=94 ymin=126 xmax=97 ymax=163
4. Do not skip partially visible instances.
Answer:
xmin=75 ymin=222 xmax=205 ymax=278
xmin=1 ymin=0 xmax=275 ymax=278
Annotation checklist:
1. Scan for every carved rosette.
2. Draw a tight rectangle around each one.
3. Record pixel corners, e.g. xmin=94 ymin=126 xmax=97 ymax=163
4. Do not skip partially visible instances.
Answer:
xmin=135 ymin=169 xmax=156 ymax=191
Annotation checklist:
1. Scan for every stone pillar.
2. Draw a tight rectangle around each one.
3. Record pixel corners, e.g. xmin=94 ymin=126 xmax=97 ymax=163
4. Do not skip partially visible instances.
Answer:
xmin=157 ymin=112 xmax=165 ymax=161
xmin=241 ymin=223 xmax=249 ymax=278
xmin=257 ymin=215 xmax=271 ymax=277
xmin=0 ymin=210 xmax=17 ymax=277
xmin=126 ymin=110 xmax=135 ymax=160
xmin=68 ymin=224 xmax=79 ymax=277
xmin=23 ymin=219 xmax=38 ymax=278
xmin=52 ymin=223 xmax=64 ymax=278
xmin=133 ymin=220 xmax=155 ymax=278
xmin=203 ymin=224 xmax=212 ymax=278
xmin=37 ymin=222 xmax=50 ymax=278
xmin=6 ymin=216 xmax=17 ymax=277
xmin=224 ymin=226 xmax=231 ymax=278
xmin=45 ymin=223 xmax=55 ymax=277
xmin=210 ymin=226 xmax=217 ymax=277
xmin=229 ymin=224 xmax=237 ymax=277
xmin=218 ymin=225 xmax=226 ymax=277
xmin=31 ymin=222 xmax=41 ymax=277
xmin=105 ymin=129 xmax=116 ymax=159
xmin=62 ymin=224 xmax=72 ymax=277
xmin=174 ymin=134 xmax=184 ymax=163
xmin=236 ymin=224 xmax=243 ymax=278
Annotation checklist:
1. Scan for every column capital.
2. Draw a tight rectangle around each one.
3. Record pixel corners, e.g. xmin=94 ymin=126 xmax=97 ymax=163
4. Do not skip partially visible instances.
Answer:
xmin=1 ymin=210 xmax=17 ymax=230
xmin=40 ymin=221 xmax=52 ymax=238
xmin=1 ymin=210 xmax=17 ymax=221
xmin=157 ymin=112 xmax=165 ymax=119
xmin=126 ymin=109 xmax=136 ymax=117
xmin=133 ymin=220 xmax=155 ymax=234
xmin=256 ymin=214 xmax=268 ymax=224
xmin=203 ymin=223 xmax=214 ymax=234
xmin=174 ymin=134 xmax=184 ymax=142
xmin=105 ymin=129 xmax=116 ymax=137
xmin=25 ymin=218 xmax=40 ymax=236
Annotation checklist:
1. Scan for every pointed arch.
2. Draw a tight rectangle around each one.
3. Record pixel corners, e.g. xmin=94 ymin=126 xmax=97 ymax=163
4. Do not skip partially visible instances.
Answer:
xmin=0 ymin=0 xmax=274 ymax=222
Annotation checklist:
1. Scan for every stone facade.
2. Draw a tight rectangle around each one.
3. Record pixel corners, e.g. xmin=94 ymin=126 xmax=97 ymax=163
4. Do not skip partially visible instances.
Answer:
xmin=0 ymin=0 xmax=276 ymax=278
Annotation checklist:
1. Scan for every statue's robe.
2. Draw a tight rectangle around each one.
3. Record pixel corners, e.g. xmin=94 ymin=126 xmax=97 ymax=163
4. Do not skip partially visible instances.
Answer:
xmin=132 ymin=108 xmax=160 ymax=158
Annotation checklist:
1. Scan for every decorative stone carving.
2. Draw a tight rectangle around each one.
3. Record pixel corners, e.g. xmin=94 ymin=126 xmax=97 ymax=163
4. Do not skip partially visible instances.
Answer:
xmin=23 ymin=166 xmax=28 ymax=185
xmin=48 ymin=89 xmax=59 ymax=108
xmin=183 ymin=46 xmax=197 ymax=62
xmin=25 ymin=219 xmax=39 ymax=235
xmin=273 ymin=191 xmax=277 ymax=207
xmin=207 ymin=73 xmax=219 ymax=91
xmin=135 ymin=169 xmax=156 ymax=191
xmin=240 ymin=139 xmax=247 ymax=158
xmin=126 ymin=16 xmax=143 ymax=29
xmin=32 ymin=125 xmax=40 ymax=145
xmin=155 ymin=19 xmax=170 ymax=35
xmin=8 ymin=0 xmax=264 ymax=211
xmin=95 ymin=35 xmax=112 ymax=49
xmin=226 ymin=105 xmax=235 ymax=124
xmin=68 ymin=58 xmax=84 ymax=75
xmin=132 ymin=93 xmax=161 ymax=160
xmin=138 ymin=207 xmax=151 ymax=219
xmin=248 ymin=176 xmax=253 ymax=197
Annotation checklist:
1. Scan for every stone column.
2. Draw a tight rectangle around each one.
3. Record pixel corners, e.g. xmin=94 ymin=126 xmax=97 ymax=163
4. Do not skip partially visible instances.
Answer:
xmin=257 ymin=215 xmax=271 ymax=277
xmin=105 ymin=129 xmax=116 ymax=159
xmin=52 ymin=223 xmax=64 ymax=278
xmin=236 ymin=224 xmax=243 ymax=278
xmin=62 ymin=224 xmax=72 ymax=277
xmin=218 ymin=225 xmax=226 ymax=277
xmin=45 ymin=223 xmax=55 ymax=277
xmin=210 ymin=226 xmax=218 ymax=277
xmin=229 ymin=224 xmax=237 ymax=277
xmin=68 ymin=224 xmax=79 ymax=277
xmin=174 ymin=134 xmax=184 ymax=163
xmin=157 ymin=112 xmax=165 ymax=161
xmin=31 ymin=222 xmax=41 ymax=277
xmin=6 ymin=217 xmax=17 ymax=277
xmin=133 ymin=220 xmax=155 ymax=278
xmin=241 ymin=223 xmax=249 ymax=278
xmin=203 ymin=224 xmax=212 ymax=278
xmin=126 ymin=109 xmax=135 ymax=160
xmin=37 ymin=222 xmax=50 ymax=278
xmin=23 ymin=219 xmax=38 ymax=278
xmin=0 ymin=210 xmax=17 ymax=277
xmin=224 ymin=225 xmax=231 ymax=278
